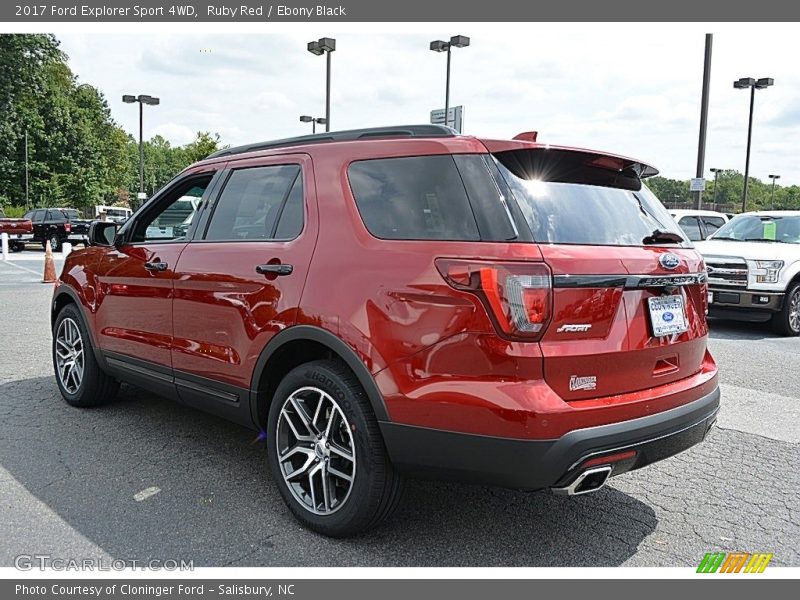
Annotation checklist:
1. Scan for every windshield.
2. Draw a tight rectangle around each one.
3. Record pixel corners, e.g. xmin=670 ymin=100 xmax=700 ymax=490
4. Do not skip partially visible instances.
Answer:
xmin=494 ymin=159 xmax=687 ymax=246
xmin=711 ymin=214 xmax=800 ymax=244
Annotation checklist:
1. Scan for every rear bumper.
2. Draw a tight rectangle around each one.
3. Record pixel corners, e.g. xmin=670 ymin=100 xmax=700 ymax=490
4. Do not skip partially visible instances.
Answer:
xmin=380 ymin=384 xmax=719 ymax=490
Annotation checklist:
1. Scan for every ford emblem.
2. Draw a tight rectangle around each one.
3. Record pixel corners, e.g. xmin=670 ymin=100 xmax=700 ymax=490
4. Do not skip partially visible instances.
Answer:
xmin=659 ymin=253 xmax=681 ymax=270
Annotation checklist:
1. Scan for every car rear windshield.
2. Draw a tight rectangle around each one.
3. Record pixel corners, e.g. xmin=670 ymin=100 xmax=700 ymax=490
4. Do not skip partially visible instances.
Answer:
xmin=492 ymin=151 xmax=686 ymax=246
xmin=348 ymin=155 xmax=481 ymax=241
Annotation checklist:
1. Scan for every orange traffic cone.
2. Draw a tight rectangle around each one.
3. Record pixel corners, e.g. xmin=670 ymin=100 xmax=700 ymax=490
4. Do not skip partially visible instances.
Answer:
xmin=42 ymin=240 xmax=56 ymax=283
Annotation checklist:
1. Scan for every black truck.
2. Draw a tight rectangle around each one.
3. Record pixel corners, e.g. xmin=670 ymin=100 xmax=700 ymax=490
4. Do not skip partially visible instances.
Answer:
xmin=22 ymin=208 xmax=93 ymax=252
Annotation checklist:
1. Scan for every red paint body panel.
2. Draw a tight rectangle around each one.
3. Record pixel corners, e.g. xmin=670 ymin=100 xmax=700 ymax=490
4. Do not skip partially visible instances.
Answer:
xmin=0 ymin=218 xmax=32 ymax=235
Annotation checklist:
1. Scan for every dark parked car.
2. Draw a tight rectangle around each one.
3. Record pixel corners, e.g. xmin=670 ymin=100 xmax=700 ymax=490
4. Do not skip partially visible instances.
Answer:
xmin=52 ymin=125 xmax=720 ymax=536
xmin=23 ymin=208 xmax=93 ymax=251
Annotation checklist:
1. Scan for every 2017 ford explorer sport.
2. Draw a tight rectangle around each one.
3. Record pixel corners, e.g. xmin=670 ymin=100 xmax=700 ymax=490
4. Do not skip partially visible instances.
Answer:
xmin=51 ymin=125 xmax=720 ymax=536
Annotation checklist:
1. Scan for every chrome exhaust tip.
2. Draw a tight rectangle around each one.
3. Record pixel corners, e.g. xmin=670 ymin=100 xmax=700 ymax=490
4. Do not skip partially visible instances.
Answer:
xmin=552 ymin=466 xmax=613 ymax=496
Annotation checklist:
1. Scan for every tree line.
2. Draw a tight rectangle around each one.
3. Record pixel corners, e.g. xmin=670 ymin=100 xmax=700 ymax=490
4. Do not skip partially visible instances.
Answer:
xmin=0 ymin=34 xmax=225 ymax=217
xmin=647 ymin=171 xmax=800 ymax=212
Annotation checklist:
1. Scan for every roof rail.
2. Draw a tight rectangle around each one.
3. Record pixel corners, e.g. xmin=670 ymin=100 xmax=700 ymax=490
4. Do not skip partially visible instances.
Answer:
xmin=206 ymin=124 xmax=457 ymax=159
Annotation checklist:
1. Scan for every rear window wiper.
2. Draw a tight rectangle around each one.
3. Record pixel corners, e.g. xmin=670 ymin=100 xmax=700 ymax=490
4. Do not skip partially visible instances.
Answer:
xmin=642 ymin=229 xmax=684 ymax=245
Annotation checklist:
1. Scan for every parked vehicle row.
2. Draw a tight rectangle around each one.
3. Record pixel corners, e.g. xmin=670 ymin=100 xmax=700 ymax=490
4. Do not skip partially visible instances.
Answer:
xmin=51 ymin=125 xmax=719 ymax=537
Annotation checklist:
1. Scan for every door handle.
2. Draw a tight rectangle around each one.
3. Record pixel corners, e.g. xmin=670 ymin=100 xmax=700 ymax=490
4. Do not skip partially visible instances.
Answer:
xmin=144 ymin=261 xmax=168 ymax=272
xmin=256 ymin=263 xmax=293 ymax=276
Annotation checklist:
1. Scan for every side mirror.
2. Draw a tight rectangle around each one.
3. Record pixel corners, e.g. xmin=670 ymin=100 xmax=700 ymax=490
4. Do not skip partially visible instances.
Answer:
xmin=88 ymin=221 xmax=119 ymax=247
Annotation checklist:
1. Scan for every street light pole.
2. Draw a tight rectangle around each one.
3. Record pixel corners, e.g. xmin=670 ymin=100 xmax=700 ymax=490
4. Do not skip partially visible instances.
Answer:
xmin=769 ymin=174 xmax=780 ymax=209
xmin=734 ymin=77 xmax=774 ymax=212
xmin=710 ymin=167 xmax=722 ymax=205
xmin=307 ymin=38 xmax=336 ymax=132
xmin=430 ymin=35 xmax=470 ymax=128
xmin=300 ymin=115 xmax=327 ymax=134
xmin=693 ymin=33 xmax=713 ymax=209
xmin=123 ymin=94 xmax=160 ymax=200
xmin=138 ymin=100 xmax=144 ymax=195
xmin=24 ymin=129 xmax=29 ymax=210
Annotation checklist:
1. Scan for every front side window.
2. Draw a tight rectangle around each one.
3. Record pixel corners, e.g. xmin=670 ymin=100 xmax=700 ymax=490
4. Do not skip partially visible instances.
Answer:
xmin=348 ymin=155 xmax=480 ymax=241
xmin=132 ymin=177 xmax=211 ymax=243
xmin=205 ymin=165 xmax=302 ymax=241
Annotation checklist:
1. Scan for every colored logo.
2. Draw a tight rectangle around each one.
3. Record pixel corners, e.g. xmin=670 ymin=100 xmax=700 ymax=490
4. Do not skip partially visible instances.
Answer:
xmin=659 ymin=253 xmax=681 ymax=270
xmin=569 ymin=375 xmax=597 ymax=391
xmin=697 ymin=552 xmax=773 ymax=573
xmin=663 ymin=312 xmax=674 ymax=322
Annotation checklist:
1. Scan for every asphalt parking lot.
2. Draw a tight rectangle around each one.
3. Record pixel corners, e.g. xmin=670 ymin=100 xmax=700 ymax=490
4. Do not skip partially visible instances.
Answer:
xmin=1 ymin=251 xmax=798 ymax=568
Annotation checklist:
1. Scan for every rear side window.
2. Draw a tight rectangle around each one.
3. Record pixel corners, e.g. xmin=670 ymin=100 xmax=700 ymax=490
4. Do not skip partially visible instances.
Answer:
xmin=679 ymin=216 xmax=704 ymax=241
xmin=348 ymin=155 xmax=480 ymax=241
xmin=206 ymin=165 xmax=302 ymax=241
xmin=493 ymin=152 xmax=687 ymax=246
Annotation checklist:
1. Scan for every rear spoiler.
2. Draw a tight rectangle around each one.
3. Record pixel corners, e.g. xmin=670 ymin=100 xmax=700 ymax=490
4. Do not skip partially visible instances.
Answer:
xmin=480 ymin=139 xmax=658 ymax=191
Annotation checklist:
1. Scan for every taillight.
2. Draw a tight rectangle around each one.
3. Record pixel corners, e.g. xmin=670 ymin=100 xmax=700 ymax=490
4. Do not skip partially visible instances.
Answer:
xmin=435 ymin=259 xmax=552 ymax=340
xmin=64 ymin=222 xmax=72 ymax=233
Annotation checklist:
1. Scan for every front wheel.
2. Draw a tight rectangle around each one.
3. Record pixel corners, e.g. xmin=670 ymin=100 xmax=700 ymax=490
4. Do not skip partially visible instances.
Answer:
xmin=266 ymin=360 xmax=403 ymax=537
xmin=53 ymin=304 xmax=119 ymax=406
xmin=771 ymin=283 xmax=800 ymax=336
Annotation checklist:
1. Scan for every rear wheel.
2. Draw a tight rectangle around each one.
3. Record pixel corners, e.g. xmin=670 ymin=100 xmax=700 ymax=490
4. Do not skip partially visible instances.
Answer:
xmin=266 ymin=359 xmax=403 ymax=537
xmin=10 ymin=241 xmax=24 ymax=252
xmin=53 ymin=304 xmax=119 ymax=406
xmin=771 ymin=283 xmax=800 ymax=336
xmin=48 ymin=234 xmax=61 ymax=252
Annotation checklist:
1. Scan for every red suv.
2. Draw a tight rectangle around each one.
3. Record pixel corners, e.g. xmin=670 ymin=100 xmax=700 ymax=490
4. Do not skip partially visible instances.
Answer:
xmin=51 ymin=125 xmax=719 ymax=536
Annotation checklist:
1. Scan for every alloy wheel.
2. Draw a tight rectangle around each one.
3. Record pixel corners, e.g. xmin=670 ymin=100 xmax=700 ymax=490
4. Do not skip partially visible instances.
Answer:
xmin=276 ymin=386 xmax=356 ymax=515
xmin=789 ymin=289 xmax=800 ymax=333
xmin=55 ymin=317 xmax=84 ymax=394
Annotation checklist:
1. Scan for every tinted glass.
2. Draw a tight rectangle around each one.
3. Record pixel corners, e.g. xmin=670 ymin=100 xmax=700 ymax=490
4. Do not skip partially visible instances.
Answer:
xmin=712 ymin=214 xmax=800 ymax=244
xmin=32 ymin=210 xmax=45 ymax=222
xmin=348 ymin=155 xmax=480 ymax=241
xmin=133 ymin=179 xmax=211 ymax=243
xmin=63 ymin=209 xmax=80 ymax=220
xmin=678 ymin=216 xmax=704 ymax=241
xmin=206 ymin=165 xmax=300 ymax=241
xmin=273 ymin=176 xmax=304 ymax=240
xmin=494 ymin=160 xmax=686 ymax=246
xmin=452 ymin=154 xmax=519 ymax=241
xmin=702 ymin=216 xmax=726 ymax=234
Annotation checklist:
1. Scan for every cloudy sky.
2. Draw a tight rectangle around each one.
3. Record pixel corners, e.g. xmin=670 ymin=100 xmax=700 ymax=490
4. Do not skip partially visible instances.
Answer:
xmin=54 ymin=23 xmax=800 ymax=184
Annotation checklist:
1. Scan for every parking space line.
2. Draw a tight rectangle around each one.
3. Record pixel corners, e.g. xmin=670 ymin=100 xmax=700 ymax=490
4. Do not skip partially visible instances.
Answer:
xmin=0 ymin=260 xmax=43 ymax=277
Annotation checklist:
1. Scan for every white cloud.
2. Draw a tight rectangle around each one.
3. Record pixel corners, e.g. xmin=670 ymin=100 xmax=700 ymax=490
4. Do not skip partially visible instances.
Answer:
xmin=57 ymin=26 xmax=800 ymax=184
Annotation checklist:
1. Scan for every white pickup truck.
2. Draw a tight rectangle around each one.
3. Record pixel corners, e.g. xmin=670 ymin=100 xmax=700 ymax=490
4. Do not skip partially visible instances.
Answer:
xmin=695 ymin=211 xmax=800 ymax=335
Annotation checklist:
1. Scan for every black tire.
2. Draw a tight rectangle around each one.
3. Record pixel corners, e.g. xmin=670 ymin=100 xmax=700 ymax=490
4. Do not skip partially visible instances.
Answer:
xmin=266 ymin=359 xmax=403 ymax=537
xmin=52 ymin=303 xmax=119 ymax=407
xmin=771 ymin=282 xmax=800 ymax=336
xmin=10 ymin=241 xmax=24 ymax=252
xmin=48 ymin=233 xmax=61 ymax=252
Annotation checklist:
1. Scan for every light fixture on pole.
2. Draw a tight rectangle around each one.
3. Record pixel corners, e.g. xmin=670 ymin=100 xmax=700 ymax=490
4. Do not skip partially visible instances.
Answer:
xmin=300 ymin=115 xmax=327 ymax=134
xmin=122 ymin=94 xmax=160 ymax=199
xmin=768 ymin=174 xmax=781 ymax=209
xmin=307 ymin=37 xmax=336 ymax=132
xmin=733 ymin=76 xmax=774 ymax=212
xmin=709 ymin=167 xmax=723 ymax=205
xmin=429 ymin=35 xmax=470 ymax=126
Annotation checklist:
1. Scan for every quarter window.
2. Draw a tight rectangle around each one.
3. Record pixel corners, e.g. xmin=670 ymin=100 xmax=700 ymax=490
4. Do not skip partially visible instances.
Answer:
xmin=348 ymin=155 xmax=480 ymax=241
